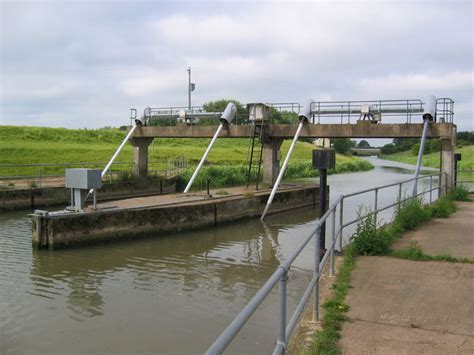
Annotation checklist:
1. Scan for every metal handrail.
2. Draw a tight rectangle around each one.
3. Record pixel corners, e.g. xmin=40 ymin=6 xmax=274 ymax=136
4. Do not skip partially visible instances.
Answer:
xmin=133 ymin=97 xmax=454 ymax=127
xmin=0 ymin=159 xmax=189 ymax=188
xmin=206 ymin=172 xmax=447 ymax=354
xmin=455 ymin=169 xmax=474 ymax=191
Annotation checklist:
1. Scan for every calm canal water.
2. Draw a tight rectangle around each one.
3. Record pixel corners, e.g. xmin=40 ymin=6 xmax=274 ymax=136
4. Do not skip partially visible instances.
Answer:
xmin=0 ymin=158 xmax=439 ymax=354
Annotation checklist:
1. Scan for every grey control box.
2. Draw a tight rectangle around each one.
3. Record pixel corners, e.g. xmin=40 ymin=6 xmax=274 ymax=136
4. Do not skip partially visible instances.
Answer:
xmin=65 ymin=169 xmax=102 ymax=190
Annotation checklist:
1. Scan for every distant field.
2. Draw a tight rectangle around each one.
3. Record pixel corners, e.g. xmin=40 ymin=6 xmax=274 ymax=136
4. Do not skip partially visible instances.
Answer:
xmin=380 ymin=145 xmax=473 ymax=170
xmin=381 ymin=145 xmax=474 ymax=186
xmin=0 ymin=126 xmax=372 ymax=180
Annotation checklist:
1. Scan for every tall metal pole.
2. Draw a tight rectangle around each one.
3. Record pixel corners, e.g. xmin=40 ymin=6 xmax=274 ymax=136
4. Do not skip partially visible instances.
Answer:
xmin=187 ymin=67 xmax=191 ymax=110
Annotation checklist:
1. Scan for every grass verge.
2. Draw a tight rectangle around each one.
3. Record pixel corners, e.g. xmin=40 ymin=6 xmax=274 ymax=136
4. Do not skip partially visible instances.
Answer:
xmin=306 ymin=245 xmax=356 ymax=355
xmin=391 ymin=242 xmax=474 ymax=264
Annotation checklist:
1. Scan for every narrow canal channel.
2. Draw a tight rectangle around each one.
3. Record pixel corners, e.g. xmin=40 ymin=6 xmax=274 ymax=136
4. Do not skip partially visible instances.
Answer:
xmin=0 ymin=158 xmax=439 ymax=354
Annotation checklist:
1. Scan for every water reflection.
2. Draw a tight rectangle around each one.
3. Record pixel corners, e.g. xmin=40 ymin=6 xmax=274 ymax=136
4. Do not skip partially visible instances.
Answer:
xmin=29 ymin=206 xmax=319 ymax=321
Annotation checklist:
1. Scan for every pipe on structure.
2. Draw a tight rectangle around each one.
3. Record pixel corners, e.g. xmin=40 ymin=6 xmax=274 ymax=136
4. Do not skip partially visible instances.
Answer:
xmin=261 ymin=99 xmax=312 ymax=220
xmin=183 ymin=103 xmax=237 ymax=193
xmin=83 ymin=120 xmax=142 ymax=204
xmin=412 ymin=95 xmax=436 ymax=196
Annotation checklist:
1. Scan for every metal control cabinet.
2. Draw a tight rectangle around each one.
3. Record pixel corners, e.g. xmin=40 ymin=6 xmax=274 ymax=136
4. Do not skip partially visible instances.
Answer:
xmin=312 ymin=149 xmax=336 ymax=170
xmin=248 ymin=103 xmax=270 ymax=122
xmin=65 ymin=169 xmax=102 ymax=211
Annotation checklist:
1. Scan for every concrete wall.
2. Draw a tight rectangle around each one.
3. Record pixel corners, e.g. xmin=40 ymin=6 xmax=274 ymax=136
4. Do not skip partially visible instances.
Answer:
xmin=1 ymin=178 xmax=176 ymax=211
xmin=32 ymin=185 xmax=325 ymax=249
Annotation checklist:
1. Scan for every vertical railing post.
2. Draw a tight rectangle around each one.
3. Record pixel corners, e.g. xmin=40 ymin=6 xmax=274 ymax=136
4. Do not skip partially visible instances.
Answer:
xmin=312 ymin=226 xmax=321 ymax=322
xmin=339 ymin=198 xmax=344 ymax=251
xmin=429 ymin=175 xmax=433 ymax=204
xmin=329 ymin=209 xmax=336 ymax=277
xmin=277 ymin=270 xmax=288 ymax=350
xmin=398 ymin=183 xmax=402 ymax=210
xmin=374 ymin=188 xmax=378 ymax=226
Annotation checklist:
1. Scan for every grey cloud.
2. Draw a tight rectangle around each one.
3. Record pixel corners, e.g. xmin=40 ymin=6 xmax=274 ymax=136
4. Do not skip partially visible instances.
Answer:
xmin=0 ymin=0 xmax=472 ymax=131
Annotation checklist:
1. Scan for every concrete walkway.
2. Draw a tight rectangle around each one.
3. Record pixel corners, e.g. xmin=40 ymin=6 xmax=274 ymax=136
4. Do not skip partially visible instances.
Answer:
xmin=340 ymin=202 xmax=474 ymax=355
xmin=392 ymin=201 xmax=474 ymax=258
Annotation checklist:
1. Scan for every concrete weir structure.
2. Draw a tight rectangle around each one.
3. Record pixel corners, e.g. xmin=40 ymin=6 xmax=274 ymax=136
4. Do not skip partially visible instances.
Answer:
xmin=32 ymin=184 xmax=324 ymax=249
xmin=129 ymin=122 xmax=457 ymax=188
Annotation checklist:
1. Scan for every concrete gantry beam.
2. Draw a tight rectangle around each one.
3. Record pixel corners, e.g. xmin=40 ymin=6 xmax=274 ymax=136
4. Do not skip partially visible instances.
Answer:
xmin=262 ymin=138 xmax=283 ymax=187
xmin=130 ymin=123 xmax=455 ymax=139
xmin=129 ymin=137 xmax=154 ymax=178
xmin=128 ymin=123 xmax=457 ymax=186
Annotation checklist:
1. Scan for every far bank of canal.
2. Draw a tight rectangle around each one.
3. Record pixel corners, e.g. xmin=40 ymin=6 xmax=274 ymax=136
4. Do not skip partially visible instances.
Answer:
xmin=0 ymin=158 xmax=440 ymax=354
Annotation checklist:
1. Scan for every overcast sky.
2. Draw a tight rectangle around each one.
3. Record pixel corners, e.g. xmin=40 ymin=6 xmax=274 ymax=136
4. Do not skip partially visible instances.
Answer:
xmin=1 ymin=0 xmax=473 ymax=131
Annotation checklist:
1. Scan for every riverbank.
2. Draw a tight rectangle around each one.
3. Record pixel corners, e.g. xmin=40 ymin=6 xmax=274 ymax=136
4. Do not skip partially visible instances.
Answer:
xmin=340 ymin=200 xmax=474 ymax=354
xmin=381 ymin=145 xmax=473 ymax=170
xmin=307 ymin=188 xmax=472 ymax=354
xmin=0 ymin=126 xmax=372 ymax=181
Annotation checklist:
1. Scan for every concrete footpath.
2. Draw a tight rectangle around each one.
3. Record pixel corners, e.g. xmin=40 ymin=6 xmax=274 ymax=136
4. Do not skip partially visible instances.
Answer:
xmin=340 ymin=202 xmax=474 ymax=355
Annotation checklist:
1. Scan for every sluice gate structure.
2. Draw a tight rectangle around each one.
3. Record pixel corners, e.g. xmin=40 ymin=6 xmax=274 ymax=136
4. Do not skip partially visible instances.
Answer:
xmin=32 ymin=96 xmax=456 ymax=250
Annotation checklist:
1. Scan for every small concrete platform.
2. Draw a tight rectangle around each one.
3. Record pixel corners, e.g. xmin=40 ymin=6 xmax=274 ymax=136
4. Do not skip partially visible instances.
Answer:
xmin=32 ymin=184 xmax=324 ymax=249
xmin=392 ymin=201 xmax=474 ymax=258
xmin=340 ymin=257 xmax=474 ymax=355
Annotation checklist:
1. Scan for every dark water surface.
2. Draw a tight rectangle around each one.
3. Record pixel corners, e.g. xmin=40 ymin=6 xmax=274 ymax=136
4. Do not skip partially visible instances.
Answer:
xmin=0 ymin=158 xmax=438 ymax=354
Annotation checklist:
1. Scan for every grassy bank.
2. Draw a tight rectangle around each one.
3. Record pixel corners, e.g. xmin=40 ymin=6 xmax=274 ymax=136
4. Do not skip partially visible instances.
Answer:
xmin=308 ymin=187 xmax=471 ymax=354
xmin=0 ymin=126 xmax=373 ymax=182
xmin=381 ymin=145 xmax=473 ymax=171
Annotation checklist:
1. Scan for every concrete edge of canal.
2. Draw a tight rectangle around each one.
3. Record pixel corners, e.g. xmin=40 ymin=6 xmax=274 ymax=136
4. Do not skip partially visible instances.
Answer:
xmin=32 ymin=184 xmax=325 ymax=249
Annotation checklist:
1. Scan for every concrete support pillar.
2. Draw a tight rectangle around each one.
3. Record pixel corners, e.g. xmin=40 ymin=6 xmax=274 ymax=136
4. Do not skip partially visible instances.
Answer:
xmin=129 ymin=138 xmax=154 ymax=178
xmin=440 ymin=136 xmax=456 ymax=193
xmin=262 ymin=138 xmax=283 ymax=187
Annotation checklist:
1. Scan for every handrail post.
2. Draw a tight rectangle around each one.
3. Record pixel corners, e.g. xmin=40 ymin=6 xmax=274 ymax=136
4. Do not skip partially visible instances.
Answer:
xmin=339 ymin=198 xmax=344 ymax=251
xmin=398 ymin=182 xmax=402 ymax=210
xmin=329 ymin=209 xmax=336 ymax=277
xmin=374 ymin=188 xmax=378 ymax=226
xmin=429 ymin=175 xmax=433 ymax=204
xmin=276 ymin=271 xmax=288 ymax=352
xmin=312 ymin=226 xmax=321 ymax=322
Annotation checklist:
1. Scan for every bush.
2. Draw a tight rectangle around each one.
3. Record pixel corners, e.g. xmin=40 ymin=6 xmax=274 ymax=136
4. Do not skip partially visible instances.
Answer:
xmin=350 ymin=212 xmax=393 ymax=256
xmin=426 ymin=197 xmax=456 ymax=218
xmin=392 ymin=198 xmax=430 ymax=232
xmin=332 ymin=138 xmax=356 ymax=155
xmin=448 ymin=186 xmax=471 ymax=201
xmin=177 ymin=164 xmax=249 ymax=191
xmin=411 ymin=139 xmax=441 ymax=156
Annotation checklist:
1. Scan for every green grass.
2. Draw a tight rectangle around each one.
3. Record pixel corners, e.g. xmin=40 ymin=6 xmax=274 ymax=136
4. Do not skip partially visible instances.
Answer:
xmin=380 ymin=145 xmax=473 ymax=170
xmin=307 ymin=244 xmax=356 ymax=355
xmin=391 ymin=242 xmax=474 ymax=264
xmin=381 ymin=145 xmax=474 ymax=185
xmin=0 ymin=125 xmax=373 ymax=180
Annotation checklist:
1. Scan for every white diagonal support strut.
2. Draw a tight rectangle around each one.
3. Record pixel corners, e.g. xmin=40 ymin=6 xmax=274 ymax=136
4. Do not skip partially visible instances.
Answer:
xmin=261 ymin=121 xmax=305 ymax=220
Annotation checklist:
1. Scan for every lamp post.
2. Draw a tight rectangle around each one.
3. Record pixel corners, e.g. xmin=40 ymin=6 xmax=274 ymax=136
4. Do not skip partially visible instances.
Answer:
xmin=187 ymin=67 xmax=196 ymax=110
